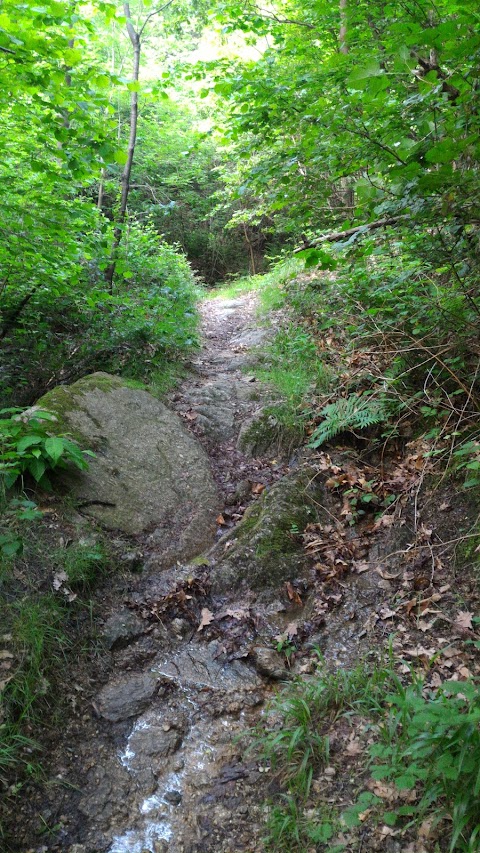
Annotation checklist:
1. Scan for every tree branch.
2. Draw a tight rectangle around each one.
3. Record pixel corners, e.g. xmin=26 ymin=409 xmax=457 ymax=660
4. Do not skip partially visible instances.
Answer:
xmin=139 ymin=0 xmax=176 ymax=38
xmin=294 ymin=215 xmax=409 ymax=252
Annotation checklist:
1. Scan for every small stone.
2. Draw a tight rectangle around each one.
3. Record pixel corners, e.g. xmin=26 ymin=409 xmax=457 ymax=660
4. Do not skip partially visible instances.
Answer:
xmin=170 ymin=617 xmax=189 ymax=637
xmin=103 ymin=609 xmax=145 ymax=650
xmin=251 ymin=647 xmax=288 ymax=680
xmin=119 ymin=550 xmax=144 ymax=570
xmin=164 ymin=789 xmax=182 ymax=805
xmin=153 ymin=842 xmax=169 ymax=853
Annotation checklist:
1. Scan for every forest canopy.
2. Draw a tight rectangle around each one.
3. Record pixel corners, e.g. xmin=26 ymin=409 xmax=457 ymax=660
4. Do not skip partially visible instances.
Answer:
xmin=0 ymin=0 xmax=479 ymax=417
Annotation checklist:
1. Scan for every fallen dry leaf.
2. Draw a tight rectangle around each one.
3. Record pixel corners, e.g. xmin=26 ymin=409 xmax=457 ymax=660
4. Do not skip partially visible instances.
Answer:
xmin=197 ymin=608 xmax=215 ymax=632
xmin=53 ymin=570 xmax=68 ymax=590
xmin=286 ymin=621 xmax=298 ymax=639
xmin=224 ymin=608 xmax=249 ymax=621
xmin=454 ymin=610 xmax=474 ymax=631
xmin=285 ymin=581 xmax=302 ymax=606
xmin=251 ymin=482 xmax=265 ymax=495
xmin=379 ymin=607 xmax=396 ymax=620
xmin=216 ymin=514 xmax=227 ymax=525
xmin=354 ymin=560 xmax=370 ymax=573
xmin=0 ymin=650 xmax=14 ymax=661
xmin=345 ymin=740 xmax=363 ymax=756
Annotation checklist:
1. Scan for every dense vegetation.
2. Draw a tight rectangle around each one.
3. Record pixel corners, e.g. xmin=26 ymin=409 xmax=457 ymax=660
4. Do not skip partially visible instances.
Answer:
xmin=1 ymin=0 xmax=479 ymax=847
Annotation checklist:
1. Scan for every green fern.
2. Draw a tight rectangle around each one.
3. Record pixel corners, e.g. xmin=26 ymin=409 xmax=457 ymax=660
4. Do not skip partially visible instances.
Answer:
xmin=309 ymin=393 xmax=389 ymax=448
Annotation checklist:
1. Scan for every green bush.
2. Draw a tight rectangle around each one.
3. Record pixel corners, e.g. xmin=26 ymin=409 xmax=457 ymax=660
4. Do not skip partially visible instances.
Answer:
xmin=0 ymin=219 xmax=200 ymax=408
xmin=370 ymin=677 xmax=480 ymax=852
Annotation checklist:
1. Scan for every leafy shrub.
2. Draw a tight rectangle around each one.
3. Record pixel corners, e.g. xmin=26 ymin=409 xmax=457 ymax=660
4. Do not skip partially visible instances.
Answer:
xmin=370 ymin=677 xmax=480 ymax=852
xmin=0 ymin=219 xmax=200 ymax=407
xmin=0 ymin=408 xmax=91 ymax=492
xmin=0 ymin=408 xmax=92 ymax=560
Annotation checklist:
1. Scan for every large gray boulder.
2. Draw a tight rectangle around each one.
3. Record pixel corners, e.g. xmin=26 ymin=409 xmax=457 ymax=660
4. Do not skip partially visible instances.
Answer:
xmin=38 ymin=373 xmax=220 ymax=566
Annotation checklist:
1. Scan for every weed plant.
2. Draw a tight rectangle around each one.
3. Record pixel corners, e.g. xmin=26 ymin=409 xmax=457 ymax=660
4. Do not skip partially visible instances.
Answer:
xmin=255 ymin=655 xmax=480 ymax=852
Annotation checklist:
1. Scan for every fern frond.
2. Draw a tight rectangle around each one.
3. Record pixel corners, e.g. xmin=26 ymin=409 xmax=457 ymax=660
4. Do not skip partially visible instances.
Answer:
xmin=309 ymin=393 xmax=389 ymax=448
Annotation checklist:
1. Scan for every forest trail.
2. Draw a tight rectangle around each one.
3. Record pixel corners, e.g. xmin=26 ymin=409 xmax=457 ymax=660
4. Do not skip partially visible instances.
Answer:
xmin=11 ymin=290 xmax=479 ymax=853
xmin=14 ymin=292 xmax=291 ymax=853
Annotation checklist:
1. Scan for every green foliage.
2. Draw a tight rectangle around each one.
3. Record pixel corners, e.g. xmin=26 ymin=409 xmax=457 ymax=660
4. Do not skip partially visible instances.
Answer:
xmin=254 ymin=655 xmax=398 ymax=851
xmin=0 ymin=408 xmax=91 ymax=493
xmin=258 ymin=325 xmax=330 ymax=405
xmin=0 ymin=220 xmax=200 ymax=406
xmin=369 ymin=677 xmax=480 ymax=851
xmin=255 ymin=651 xmax=480 ymax=852
xmin=57 ymin=542 xmax=108 ymax=591
xmin=452 ymin=439 xmax=480 ymax=490
xmin=309 ymin=393 xmax=391 ymax=448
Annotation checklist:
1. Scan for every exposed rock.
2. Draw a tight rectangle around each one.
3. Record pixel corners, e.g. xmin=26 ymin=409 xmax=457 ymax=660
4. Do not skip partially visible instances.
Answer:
xmin=37 ymin=373 xmax=220 ymax=566
xmin=237 ymin=405 xmax=303 ymax=458
xmin=225 ymin=479 xmax=251 ymax=506
xmin=96 ymin=672 xmax=161 ymax=722
xmin=102 ymin=609 xmax=146 ymax=650
xmin=128 ymin=722 xmax=186 ymax=764
xmin=79 ymin=760 xmax=132 ymax=823
xmin=153 ymin=642 xmax=261 ymax=692
xmin=164 ymin=790 xmax=182 ymax=805
xmin=230 ymin=328 xmax=270 ymax=349
xmin=181 ymin=379 xmax=237 ymax=443
xmin=209 ymin=466 xmax=328 ymax=592
xmin=250 ymin=646 xmax=289 ymax=680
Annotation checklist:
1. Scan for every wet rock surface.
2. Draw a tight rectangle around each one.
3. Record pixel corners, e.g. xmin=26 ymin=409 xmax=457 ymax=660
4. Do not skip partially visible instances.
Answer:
xmin=102 ymin=609 xmax=146 ymax=650
xmin=208 ymin=466 xmax=331 ymax=592
xmin=96 ymin=672 xmax=162 ymax=722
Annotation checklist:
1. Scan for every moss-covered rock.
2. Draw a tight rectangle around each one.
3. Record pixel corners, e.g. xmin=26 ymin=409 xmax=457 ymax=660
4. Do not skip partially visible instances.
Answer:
xmin=37 ymin=372 xmax=220 ymax=567
xmin=237 ymin=405 xmax=304 ymax=458
xmin=209 ymin=466 xmax=329 ymax=592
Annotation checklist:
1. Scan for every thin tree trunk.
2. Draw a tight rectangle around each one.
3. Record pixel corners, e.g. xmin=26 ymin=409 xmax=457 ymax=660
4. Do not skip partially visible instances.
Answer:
xmin=243 ymin=223 xmax=256 ymax=275
xmin=97 ymin=166 xmax=106 ymax=211
xmin=339 ymin=0 xmax=348 ymax=54
xmin=105 ymin=3 xmax=140 ymax=293
xmin=0 ymin=287 xmax=38 ymax=342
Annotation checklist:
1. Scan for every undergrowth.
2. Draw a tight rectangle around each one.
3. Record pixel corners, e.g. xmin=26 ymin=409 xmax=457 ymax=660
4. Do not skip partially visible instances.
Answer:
xmin=255 ymin=656 xmax=480 ymax=852
xmin=243 ymin=230 xmax=480 ymax=490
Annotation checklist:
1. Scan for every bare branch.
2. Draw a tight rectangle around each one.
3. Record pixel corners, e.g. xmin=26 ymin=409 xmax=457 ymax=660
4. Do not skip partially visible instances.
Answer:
xmin=294 ymin=215 xmax=408 ymax=251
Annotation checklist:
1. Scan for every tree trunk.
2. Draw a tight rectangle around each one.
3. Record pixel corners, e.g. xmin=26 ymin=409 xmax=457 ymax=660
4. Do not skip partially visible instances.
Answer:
xmin=104 ymin=3 xmax=140 ymax=293
xmin=339 ymin=0 xmax=348 ymax=54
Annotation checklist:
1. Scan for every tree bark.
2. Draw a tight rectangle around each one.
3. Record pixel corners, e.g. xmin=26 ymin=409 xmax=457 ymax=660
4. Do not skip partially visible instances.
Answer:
xmin=104 ymin=3 xmax=140 ymax=293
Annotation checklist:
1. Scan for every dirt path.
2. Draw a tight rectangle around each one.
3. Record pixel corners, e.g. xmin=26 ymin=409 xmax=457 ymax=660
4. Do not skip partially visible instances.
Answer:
xmin=168 ymin=293 xmax=285 ymax=504
xmin=9 ymin=292 xmax=479 ymax=853
xmin=12 ymin=293 xmax=287 ymax=853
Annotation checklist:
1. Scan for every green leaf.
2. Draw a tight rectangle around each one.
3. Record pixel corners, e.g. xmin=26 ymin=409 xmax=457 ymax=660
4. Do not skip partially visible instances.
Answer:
xmin=347 ymin=61 xmax=383 ymax=89
xmin=16 ymin=435 xmax=43 ymax=453
xmin=44 ymin=436 xmax=65 ymax=464
xmin=114 ymin=149 xmax=128 ymax=165
xmin=28 ymin=457 xmax=46 ymax=482
xmin=425 ymin=140 xmax=456 ymax=165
